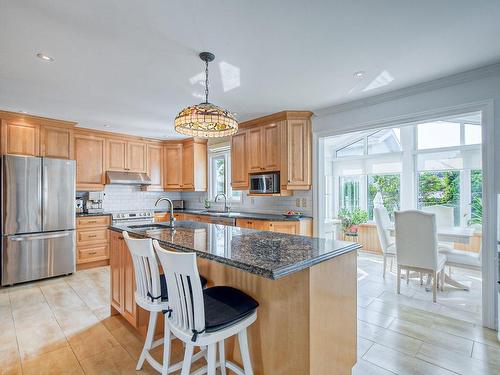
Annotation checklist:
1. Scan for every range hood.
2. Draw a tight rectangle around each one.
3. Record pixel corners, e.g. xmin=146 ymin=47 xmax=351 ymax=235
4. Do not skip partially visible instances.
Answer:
xmin=105 ymin=171 xmax=151 ymax=185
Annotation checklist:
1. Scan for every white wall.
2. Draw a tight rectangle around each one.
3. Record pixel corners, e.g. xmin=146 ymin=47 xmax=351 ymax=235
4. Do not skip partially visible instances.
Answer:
xmin=312 ymin=64 xmax=500 ymax=329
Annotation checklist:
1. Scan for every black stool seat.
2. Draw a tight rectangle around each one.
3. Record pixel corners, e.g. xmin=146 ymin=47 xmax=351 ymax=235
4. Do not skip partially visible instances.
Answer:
xmin=159 ymin=274 xmax=208 ymax=301
xmin=203 ymin=286 xmax=259 ymax=333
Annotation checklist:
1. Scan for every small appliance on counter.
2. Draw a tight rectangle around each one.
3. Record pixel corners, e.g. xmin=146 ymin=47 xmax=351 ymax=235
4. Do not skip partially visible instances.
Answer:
xmin=171 ymin=199 xmax=184 ymax=210
xmin=75 ymin=198 xmax=84 ymax=213
xmin=85 ymin=191 xmax=104 ymax=213
xmin=249 ymin=172 xmax=280 ymax=194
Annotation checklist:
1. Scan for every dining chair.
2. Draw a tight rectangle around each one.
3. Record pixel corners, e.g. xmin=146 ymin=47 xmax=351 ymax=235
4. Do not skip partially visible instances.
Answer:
xmin=422 ymin=205 xmax=455 ymax=227
xmin=373 ymin=206 xmax=397 ymax=278
xmin=394 ymin=211 xmax=447 ymax=302
xmin=153 ymin=240 xmax=259 ymax=375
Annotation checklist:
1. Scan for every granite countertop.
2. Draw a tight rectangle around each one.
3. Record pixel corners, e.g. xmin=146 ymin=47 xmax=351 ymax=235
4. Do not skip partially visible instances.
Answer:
xmin=155 ymin=209 xmax=312 ymax=222
xmin=110 ymin=221 xmax=360 ymax=279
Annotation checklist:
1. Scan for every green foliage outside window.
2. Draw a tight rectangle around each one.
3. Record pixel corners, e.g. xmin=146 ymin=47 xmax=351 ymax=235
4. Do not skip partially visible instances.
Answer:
xmin=418 ymin=171 xmax=460 ymax=225
xmin=338 ymin=207 xmax=368 ymax=233
xmin=368 ymin=174 xmax=401 ymax=220
xmin=470 ymin=170 xmax=483 ymax=225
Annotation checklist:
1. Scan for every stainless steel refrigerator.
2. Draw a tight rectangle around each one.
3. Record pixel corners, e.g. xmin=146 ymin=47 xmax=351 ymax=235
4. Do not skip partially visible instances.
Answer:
xmin=1 ymin=155 xmax=76 ymax=286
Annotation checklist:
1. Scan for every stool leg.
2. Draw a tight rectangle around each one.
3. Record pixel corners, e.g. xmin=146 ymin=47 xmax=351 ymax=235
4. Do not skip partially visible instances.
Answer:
xmin=238 ymin=328 xmax=253 ymax=375
xmin=136 ymin=311 xmax=158 ymax=370
xmin=207 ymin=343 xmax=217 ymax=375
xmin=219 ymin=340 xmax=226 ymax=375
xmin=161 ymin=321 xmax=171 ymax=375
xmin=180 ymin=344 xmax=194 ymax=375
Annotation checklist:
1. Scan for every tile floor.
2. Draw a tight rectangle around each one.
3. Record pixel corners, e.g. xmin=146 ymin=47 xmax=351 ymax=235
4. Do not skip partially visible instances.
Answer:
xmin=0 ymin=253 xmax=497 ymax=375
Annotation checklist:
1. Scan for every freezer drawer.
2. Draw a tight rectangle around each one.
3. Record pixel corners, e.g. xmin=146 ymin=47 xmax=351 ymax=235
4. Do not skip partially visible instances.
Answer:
xmin=1 ymin=230 xmax=75 ymax=286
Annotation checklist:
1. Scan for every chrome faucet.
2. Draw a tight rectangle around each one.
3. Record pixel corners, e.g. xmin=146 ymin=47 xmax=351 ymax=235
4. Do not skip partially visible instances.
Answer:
xmin=155 ymin=197 xmax=175 ymax=227
xmin=214 ymin=193 xmax=230 ymax=212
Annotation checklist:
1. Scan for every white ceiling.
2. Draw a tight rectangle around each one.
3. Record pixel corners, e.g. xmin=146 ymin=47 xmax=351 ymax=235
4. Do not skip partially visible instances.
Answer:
xmin=1 ymin=0 xmax=500 ymax=139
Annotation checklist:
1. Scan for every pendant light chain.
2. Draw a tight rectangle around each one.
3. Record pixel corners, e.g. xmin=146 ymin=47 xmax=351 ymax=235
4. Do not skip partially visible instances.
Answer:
xmin=204 ymin=59 xmax=209 ymax=104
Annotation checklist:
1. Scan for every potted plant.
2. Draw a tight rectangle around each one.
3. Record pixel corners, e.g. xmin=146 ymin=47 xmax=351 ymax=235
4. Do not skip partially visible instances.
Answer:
xmin=338 ymin=208 xmax=368 ymax=235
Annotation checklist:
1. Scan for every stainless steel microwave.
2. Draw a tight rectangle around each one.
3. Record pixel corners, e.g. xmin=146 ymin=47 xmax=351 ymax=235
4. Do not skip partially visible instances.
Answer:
xmin=249 ymin=173 xmax=280 ymax=194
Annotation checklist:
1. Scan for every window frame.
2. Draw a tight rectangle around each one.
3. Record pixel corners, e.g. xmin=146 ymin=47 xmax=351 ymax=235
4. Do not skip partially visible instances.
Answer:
xmin=208 ymin=147 xmax=241 ymax=203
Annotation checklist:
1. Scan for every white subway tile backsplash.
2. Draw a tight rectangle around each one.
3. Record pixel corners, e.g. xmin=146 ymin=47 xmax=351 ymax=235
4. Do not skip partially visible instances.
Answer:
xmin=99 ymin=185 xmax=181 ymax=211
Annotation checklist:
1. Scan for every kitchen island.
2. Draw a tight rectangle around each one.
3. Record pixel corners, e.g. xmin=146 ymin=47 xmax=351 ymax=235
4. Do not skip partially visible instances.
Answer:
xmin=109 ymin=221 xmax=360 ymax=375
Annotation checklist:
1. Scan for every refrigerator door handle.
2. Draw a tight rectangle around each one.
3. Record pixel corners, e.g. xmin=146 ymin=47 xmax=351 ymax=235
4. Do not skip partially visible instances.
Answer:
xmin=10 ymin=232 xmax=71 ymax=241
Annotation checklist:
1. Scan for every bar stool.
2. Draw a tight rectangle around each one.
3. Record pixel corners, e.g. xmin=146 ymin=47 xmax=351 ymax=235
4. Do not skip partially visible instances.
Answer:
xmin=153 ymin=240 xmax=259 ymax=375
xmin=122 ymin=232 xmax=208 ymax=374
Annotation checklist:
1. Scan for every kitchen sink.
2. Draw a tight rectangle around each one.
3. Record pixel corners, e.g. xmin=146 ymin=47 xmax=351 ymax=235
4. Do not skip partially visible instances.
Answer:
xmin=201 ymin=210 xmax=241 ymax=216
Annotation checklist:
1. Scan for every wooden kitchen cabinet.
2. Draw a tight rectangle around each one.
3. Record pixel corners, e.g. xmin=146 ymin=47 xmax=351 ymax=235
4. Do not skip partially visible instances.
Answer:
xmin=40 ymin=125 xmax=73 ymax=159
xmin=76 ymin=215 xmax=111 ymax=269
xmin=230 ymin=130 xmax=248 ymax=189
xmin=127 ymin=141 xmax=147 ymax=172
xmin=106 ymin=138 xmax=146 ymax=173
xmin=0 ymin=111 xmax=76 ymax=159
xmin=146 ymin=144 xmax=163 ymax=190
xmin=1 ymin=120 xmax=39 ymax=156
xmin=247 ymin=127 xmax=263 ymax=173
xmin=281 ymin=118 xmax=311 ymax=190
xmin=182 ymin=138 xmax=207 ymax=191
xmin=232 ymin=111 xmax=312 ymax=192
xmin=236 ymin=217 xmax=312 ymax=236
xmin=163 ymin=143 xmax=183 ymax=190
xmin=74 ymin=133 xmax=106 ymax=190
xmin=262 ymin=123 xmax=280 ymax=171
xmin=109 ymin=230 xmax=162 ymax=335
xmin=106 ymin=138 xmax=127 ymax=171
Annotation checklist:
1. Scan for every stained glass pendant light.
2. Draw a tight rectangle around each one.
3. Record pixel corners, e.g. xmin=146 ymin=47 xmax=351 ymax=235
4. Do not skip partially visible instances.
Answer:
xmin=174 ymin=52 xmax=238 ymax=138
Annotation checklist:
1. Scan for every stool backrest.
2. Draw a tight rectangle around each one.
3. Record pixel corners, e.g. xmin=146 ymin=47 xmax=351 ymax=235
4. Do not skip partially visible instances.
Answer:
xmin=153 ymin=240 xmax=205 ymax=336
xmin=123 ymin=231 xmax=162 ymax=307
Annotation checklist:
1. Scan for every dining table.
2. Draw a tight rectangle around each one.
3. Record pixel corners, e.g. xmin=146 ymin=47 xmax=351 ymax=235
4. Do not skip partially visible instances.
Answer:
xmin=388 ymin=224 xmax=476 ymax=290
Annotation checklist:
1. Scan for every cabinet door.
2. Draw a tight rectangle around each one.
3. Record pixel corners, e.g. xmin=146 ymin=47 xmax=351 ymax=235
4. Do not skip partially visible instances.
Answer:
xmin=122 ymin=240 xmax=137 ymax=325
xmin=1 ymin=120 xmax=39 ymax=156
xmin=147 ymin=144 xmax=163 ymax=190
xmin=231 ymin=131 xmax=248 ymax=189
xmin=74 ymin=134 xmax=105 ymax=190
xmin=247 ymin=127 xmax=263 ymax=173
xmin=286 ymin=119 xmax=311 ymax=188
xmin=163 ymin=144 xmax=183 ymax=189
xmin=182 ymin=143 xmax=194 ymax=189
xmin=262 ymin=123 xmax=280 ymax=171
xmin=110 ymin=232 xmax=123 ymax=312
xmin=269 ymin=221 xmax=298 ymax=235
xmin=40 ymin=126 xmax=73 ymax=159
xmin=106 ymin=139 xmax=127 ymax=171
xmin=127 ymin=141 xmax=147 ymax=173
xmin=236 ymin=218 xmax=270 ymax=231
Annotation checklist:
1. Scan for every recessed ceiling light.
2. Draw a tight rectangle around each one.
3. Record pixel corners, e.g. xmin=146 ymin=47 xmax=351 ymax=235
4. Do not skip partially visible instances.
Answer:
xmin=36 ymin=53 xmax=54 ymax=62
xmin=353 ymin=71 xmax=365 ymax=79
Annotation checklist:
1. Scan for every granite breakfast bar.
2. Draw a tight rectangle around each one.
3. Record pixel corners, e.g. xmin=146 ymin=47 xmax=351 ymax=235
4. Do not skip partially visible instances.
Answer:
xmin=109 ymin=221 xmax=360 ymax=375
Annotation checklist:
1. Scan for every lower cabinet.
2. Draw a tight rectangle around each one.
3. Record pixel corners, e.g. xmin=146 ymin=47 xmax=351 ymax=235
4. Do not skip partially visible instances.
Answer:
xmin=236 ymin=218 xmax=312 ymax=236
xmin=109 ymin=230 xmax=162 ymax=335
xmin=76 ymin=215 xmax=110 ymax=269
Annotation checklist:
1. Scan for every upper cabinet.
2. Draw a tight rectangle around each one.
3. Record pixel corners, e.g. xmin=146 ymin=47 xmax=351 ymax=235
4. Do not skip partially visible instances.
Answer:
xmin=231 ymin=111 xmax=312 ymax=192
xmin=281 ymin=118 xmax=311 ymax=190
xmin=74 ymin=132 xmax=106 ymax=191
xmin=182 ymin=138 xmax=207 ymax=191
xmin=146 ymin=144 xmax=163 ymax=190
xmin=163 ymin=143 xmax=183 ymax=190
xmin=40 ymin=126 xmax=73 ymax=159
xmin=0 ymin=111 xmax=75 ymax=159
xmin=231 ymin=130 xmax=248 ymax=189
xmin=163 ymin=139 xmax=207 ymax=192
xmin=106 ymin=138 xmax=146 ymax=173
